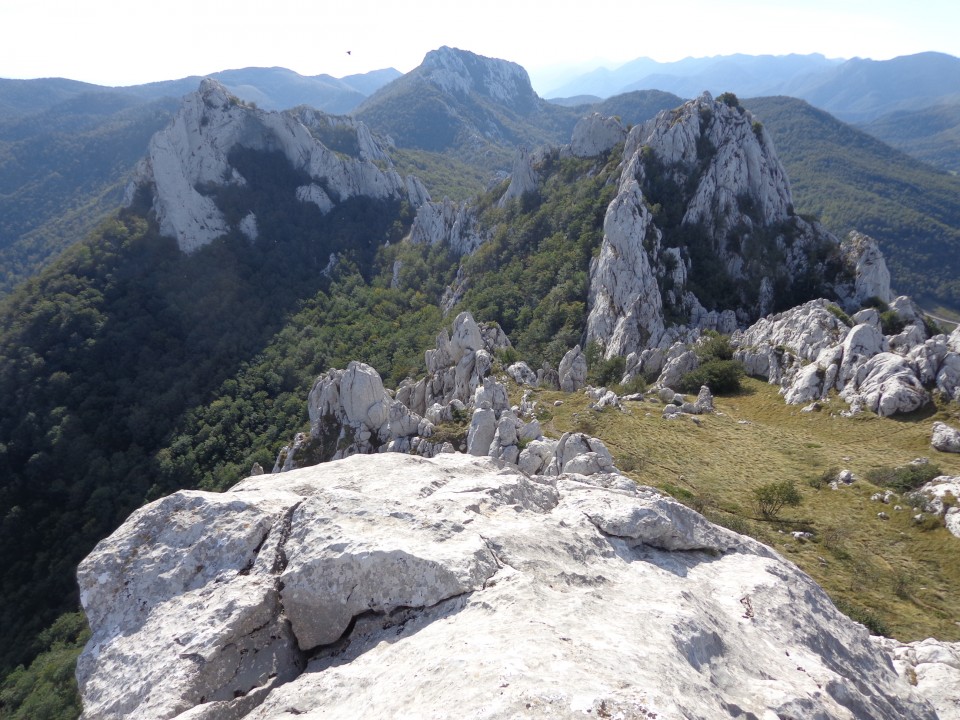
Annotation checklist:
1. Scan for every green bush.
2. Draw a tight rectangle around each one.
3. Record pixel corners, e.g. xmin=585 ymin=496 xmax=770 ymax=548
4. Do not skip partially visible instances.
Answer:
xmin=879 ymin=310 xmax=906 ymax=336
xmin=717 ymin=92 xmax=741 ymax=109
xmin=865 ymin=462 xmax=942 ymax=493
xmin=752 ymin=480 xmax=802 ymax=519
xmin=679 ymin=359 xmax=744 ymax=395
xmin=826 ymin=304 xmax=853 ymax=327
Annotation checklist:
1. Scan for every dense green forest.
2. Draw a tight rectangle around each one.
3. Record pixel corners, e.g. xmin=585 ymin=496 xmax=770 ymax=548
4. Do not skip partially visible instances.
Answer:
xmin=0 ymin=94 xmax=177 ymax=296
xmin=744 ymin=96 xmax=960 ymax=314
xmin=861 ymin=101 xmax=960 ymax=175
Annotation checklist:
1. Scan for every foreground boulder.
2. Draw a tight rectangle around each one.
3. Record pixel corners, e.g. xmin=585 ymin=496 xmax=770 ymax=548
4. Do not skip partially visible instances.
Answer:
xmin=77 ymin=454 xmax=936 ymax=719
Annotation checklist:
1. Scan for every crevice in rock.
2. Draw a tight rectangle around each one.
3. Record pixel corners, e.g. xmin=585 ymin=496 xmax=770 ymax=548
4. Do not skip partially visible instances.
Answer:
xmin=269 ymin=501 xmax=303 ymax=575
xmin=301 ymin=592 xmax=477 ymax=671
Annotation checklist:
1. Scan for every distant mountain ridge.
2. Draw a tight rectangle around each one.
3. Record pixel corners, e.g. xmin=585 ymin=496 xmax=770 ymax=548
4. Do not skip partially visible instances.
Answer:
xmin=548 ymin=51 xmax=960 ymax=123
xmin=0 ymin=65 xmax=402 ymax=119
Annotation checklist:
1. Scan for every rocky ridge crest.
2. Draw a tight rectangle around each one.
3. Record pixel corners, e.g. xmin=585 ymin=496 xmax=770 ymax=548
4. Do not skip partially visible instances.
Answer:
xmin=129 ymin=79 xmax=429 ymax=252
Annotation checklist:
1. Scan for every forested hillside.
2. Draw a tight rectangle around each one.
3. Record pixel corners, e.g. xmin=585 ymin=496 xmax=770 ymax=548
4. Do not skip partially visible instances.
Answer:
xmin=0 ymin=94 xmax=177 ymax=295
xmin=744 ymin=96 xmax=960 ymax=314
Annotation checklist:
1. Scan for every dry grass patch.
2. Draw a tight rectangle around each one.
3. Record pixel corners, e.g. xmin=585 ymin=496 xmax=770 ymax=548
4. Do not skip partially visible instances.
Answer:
xmin=527 ymin=377 xmax=960 ymax=641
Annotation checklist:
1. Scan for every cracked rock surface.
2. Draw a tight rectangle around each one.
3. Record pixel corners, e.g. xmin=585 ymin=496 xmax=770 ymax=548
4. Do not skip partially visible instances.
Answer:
xmin=78 ymin=454 xmax=936 ymax=719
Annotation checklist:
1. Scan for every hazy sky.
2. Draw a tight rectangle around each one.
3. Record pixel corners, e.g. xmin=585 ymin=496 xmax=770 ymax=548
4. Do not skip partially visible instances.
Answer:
xmin=1 ymin=0 xmax=957 ymax=93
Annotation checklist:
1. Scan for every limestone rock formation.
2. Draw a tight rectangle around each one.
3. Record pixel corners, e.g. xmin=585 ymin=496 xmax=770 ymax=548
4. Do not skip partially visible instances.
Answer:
xmin=409 ymin=197 xmax=485 ymax=256
xmin=558 ymin=345 xmax=588 ymax=392
xmin=585 ymin=92 xmax=855 ymax=360
xmin=129 ymin=78 xmax=427 ymax=252
xmin=498 ymin=146 xmax=539 ymax=206
xmin=585 ymin=180 xmax=666 ymax=355
xmin=932 ymin=421 xmax=960 ymax=453
xmin=841 ymin=231 xmax=894 ymax=305
xmin=913 ymin=475 xmax=960 ymax=538
xmin=418 ymin=46 xmax=537 ymax=112
xmin=733 ymin=297 xmax=959 ymax=416
xmin=874 ymin=637 xmax=960 ymax=720
xmin=77 ymin=453 xmax=939 ymax=720
xmin=569 ymin=112 xmax=627 ymax=158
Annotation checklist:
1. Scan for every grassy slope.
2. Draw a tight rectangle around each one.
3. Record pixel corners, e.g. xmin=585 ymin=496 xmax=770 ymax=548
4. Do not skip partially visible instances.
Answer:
xmin=529 ymin=377 xmax=960 ymax=642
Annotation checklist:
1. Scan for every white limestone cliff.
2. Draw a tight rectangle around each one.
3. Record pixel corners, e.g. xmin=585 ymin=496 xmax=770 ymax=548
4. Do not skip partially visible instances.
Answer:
xmin=129 ymin=79 xmax=428 ymax=253
xmin=569 ymin=112 xmax=627 ymax=158
xmin=409 ymin=197 xmax=485 ymax=256
xmin=419 ymin=46 xmax=537 ymax=112
xmin=76 ymin=452 xmax=939 ymax=720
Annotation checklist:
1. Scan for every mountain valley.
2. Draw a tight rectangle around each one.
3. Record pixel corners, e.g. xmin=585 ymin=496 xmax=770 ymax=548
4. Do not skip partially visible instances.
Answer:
xmin=1 ymin=46 xmax=960 ymax=719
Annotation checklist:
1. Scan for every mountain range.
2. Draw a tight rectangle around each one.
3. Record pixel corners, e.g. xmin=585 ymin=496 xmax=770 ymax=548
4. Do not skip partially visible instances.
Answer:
xmin=1 ymin=46 xmax=960 ymax=719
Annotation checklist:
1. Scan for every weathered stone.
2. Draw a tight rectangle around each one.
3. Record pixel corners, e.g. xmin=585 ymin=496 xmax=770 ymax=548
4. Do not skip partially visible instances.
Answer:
xmin=569 ymin=113 xmax=627 ymax=158
xmin=841 ymin=231 xmax=893 ymax=305
xmin=130 ymin=79 xmax=426 ymax=253
xmin=78 ymin=453 xmax=939 ymax=720
xmin=466 ymin=406 xmax=496 ymax=456
xmin=932 ymin=422 xmax=960 ymax=453
xmin=505 ymin=361 xmax=537 ymax=386
xmin=558 ymin=345 xmax=588 ymax=392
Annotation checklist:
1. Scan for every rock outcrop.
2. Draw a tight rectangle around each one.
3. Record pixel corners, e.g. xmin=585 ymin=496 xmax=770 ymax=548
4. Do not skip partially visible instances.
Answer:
xmin=874 ymin=637 xmax=960 ymax=720
xmin=932 ymin=421 xmax=960 ymax=453
xmin=409 ymin=197 xmax=485 ymax=256
xmin=498 ymin=146 xmax=539 ymax=206
xmin=584 ymin=92 xmax=855 ymax=360
xmin=129 ymin=78 xmax=428 ymax=252
xmin=732 ymin=298 xmax=960 ymax=416
xmin=913 ymin=475 xmax=960 ymax=538
xmin=568 ymin=112 xmax=627 ymax=158
xmin=77 ymin=453 xmax=938 ymax=720
xmin=841 ymin=231 xmax=894 ymax=305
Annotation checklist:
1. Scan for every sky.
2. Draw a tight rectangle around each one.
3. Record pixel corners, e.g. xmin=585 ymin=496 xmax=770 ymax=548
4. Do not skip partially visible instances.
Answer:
xmin=1 ymin=0 xmax=958 ymax=94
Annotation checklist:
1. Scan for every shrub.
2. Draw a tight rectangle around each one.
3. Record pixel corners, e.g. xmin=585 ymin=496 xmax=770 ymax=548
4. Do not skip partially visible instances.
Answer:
xmin=753 ymin=480 xmax=802 ymax=519
xmin=679 ymin=359 xmax=744 ymax=394
xmin=826 ymin=304 xmax=853 ymax=327
xmin=808 ymin=467 xmax=838 ymax=490
xmin=717 ymin=92 xmax=741 ymax=109
xmin=695 ymin=331 xmax=734 ymax=362
xmin=879 ymin=310 xmax=906 ymax=336
xmin=865 ymin=462 xmax=942 ymax=493
xmin=614 ymin=374 xmax=647 ymax=396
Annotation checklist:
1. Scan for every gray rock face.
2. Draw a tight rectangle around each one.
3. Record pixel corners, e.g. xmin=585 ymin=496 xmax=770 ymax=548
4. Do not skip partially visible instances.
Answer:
xmin=585 ymin=92 xmax=852 ymax=360
xmin=842 ymin=231 xmax=893 ymax=305
xmin=558 ymin=345 xmax=588 ymax=392
xmin=569 ymin=113 xmax=627 ymax=158
xmin=130 ymin=79 xmax=427 ymax=253
xmin=77 ymin=453 xmax=938 ymax=720
xmin=585 ymin=180 xmax=666 ymax=355
xmin=498 ymin=146 xmax=539 ymax=206
xmin=932 ymin=422 xmax=960 ymax=453
xmin=409 ymin=198 xmax=484 ymax=256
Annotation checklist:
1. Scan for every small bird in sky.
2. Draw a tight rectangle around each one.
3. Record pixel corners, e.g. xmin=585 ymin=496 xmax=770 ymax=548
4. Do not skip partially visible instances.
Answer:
xmin=346 ymin=50 xmax=352 ymax=55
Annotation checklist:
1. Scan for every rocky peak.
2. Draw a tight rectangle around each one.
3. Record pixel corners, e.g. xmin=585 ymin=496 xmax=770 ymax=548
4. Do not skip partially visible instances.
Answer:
xmin=630 ymin=90 xmax=792 ymax=242
xmin=129 ymin=79 xmax=428 ymax=253
xmin=569 ymin=112 xmax=627 ymax=158
xmin=585 ymin=92 xmax=856 ymax=359
xmin=419 ymin=46 xmax=538 ymax=113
